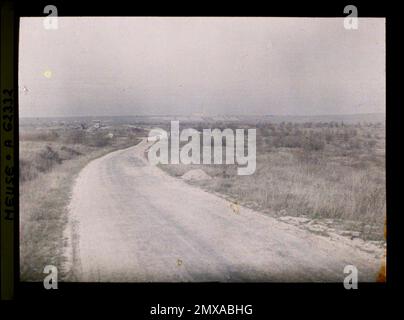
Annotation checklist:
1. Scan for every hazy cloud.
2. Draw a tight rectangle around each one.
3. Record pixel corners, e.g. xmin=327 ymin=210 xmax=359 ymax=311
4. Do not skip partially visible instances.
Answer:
xmin=19 ymin=17 xmax=385 ymax=117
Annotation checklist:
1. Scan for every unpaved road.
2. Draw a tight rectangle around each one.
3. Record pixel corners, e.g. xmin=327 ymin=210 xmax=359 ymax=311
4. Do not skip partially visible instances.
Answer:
xmin=67 ymin=139 xmax=383 ymax=282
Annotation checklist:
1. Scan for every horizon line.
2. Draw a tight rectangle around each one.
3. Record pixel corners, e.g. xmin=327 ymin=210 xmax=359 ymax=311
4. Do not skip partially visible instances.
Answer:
xmin=19 ymin=112 xmax=386 ymax=119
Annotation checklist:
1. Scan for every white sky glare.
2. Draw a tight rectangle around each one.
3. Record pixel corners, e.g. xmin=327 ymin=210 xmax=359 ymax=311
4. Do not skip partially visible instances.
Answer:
xmin=19 ymin=17 xmax=385 ymax=117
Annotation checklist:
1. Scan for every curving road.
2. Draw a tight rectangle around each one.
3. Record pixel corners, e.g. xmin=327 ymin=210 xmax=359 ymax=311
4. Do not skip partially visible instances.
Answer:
xmin=67 ymin=139 xmax=382 ymax=282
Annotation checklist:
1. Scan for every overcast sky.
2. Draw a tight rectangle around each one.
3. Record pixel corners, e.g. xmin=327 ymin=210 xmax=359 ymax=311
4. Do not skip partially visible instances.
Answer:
xmin=19 ymin=17 xmax=385 ymax=117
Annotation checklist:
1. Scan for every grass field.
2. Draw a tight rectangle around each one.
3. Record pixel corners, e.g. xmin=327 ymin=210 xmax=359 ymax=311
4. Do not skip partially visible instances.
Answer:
xmin=160 ymin=120 xmax=386 ymax=241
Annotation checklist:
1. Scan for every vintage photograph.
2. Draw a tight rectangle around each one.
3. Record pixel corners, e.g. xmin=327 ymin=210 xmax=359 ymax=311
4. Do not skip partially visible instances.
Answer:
xmin=19 ymin=17 xmax=385 ymax=282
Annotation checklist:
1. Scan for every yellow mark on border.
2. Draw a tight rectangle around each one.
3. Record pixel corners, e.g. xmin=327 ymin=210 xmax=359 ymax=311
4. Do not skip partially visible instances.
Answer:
xmin=377 ymin=218 xmax=386 ymax=282
xmin=43 ymin=70 xmax=52 ymax=79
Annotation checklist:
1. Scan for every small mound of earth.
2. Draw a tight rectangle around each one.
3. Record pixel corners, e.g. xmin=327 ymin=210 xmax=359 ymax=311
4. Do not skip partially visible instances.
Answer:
xmin=181 ymin=169 xmax=212 ymax=181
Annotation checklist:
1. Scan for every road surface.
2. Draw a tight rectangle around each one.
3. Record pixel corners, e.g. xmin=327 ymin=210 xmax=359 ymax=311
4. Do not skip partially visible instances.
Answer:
xmin=67 ymin=139 xmax=383 ymax=282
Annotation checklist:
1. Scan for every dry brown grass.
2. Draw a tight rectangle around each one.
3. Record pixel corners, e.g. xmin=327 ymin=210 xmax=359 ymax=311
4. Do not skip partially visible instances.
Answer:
xmin=160 ymin=121 xmax=386 ymax=240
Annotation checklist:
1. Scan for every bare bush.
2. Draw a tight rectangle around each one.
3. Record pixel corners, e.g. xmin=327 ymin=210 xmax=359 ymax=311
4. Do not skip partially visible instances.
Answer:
xmin=87 ymin=134 xmax=110 ymax=147
xmin=37 ymin=145 xmax=62 ymax=172
xmin=20 ymin=159 xmax=38 ymax=182
xmin=302 ymin=134 xmax=325 ymax=151
xmin=62 ymin=130 xmax=86 ymax=144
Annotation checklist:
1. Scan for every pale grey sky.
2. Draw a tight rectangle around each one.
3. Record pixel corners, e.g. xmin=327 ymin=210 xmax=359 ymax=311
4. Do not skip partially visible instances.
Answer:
xmin=19 ymin=17 xmax=385 ymax=117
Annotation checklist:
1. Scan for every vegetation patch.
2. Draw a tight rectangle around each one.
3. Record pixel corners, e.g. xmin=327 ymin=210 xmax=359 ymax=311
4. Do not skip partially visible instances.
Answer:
xmin=160 ymin=121 xmax=385 ymax=241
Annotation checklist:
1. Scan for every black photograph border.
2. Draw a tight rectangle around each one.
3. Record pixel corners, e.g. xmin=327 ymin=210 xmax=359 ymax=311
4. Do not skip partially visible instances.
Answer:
xmin=1 ymin=0 xmax=401 ymax=313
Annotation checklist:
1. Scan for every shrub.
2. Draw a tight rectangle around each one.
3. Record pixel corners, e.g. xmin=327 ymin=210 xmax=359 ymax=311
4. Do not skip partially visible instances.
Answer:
xmin=62 ymin=130 xmax=86 ymax=144
xmin=87 ymin=134 xmax=110 ymax=147
xmin=20 ymin=159 xmax=38 ymax=182
xmin=302 ymin=134 xmax=325 ymax=151
xmin=366 ymin=139 xmax=377 ymax=148
xmin=36 ymin=146 xmax=62 ymax=172
xmin=348 ymin=139 xmax=362 ymax=150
